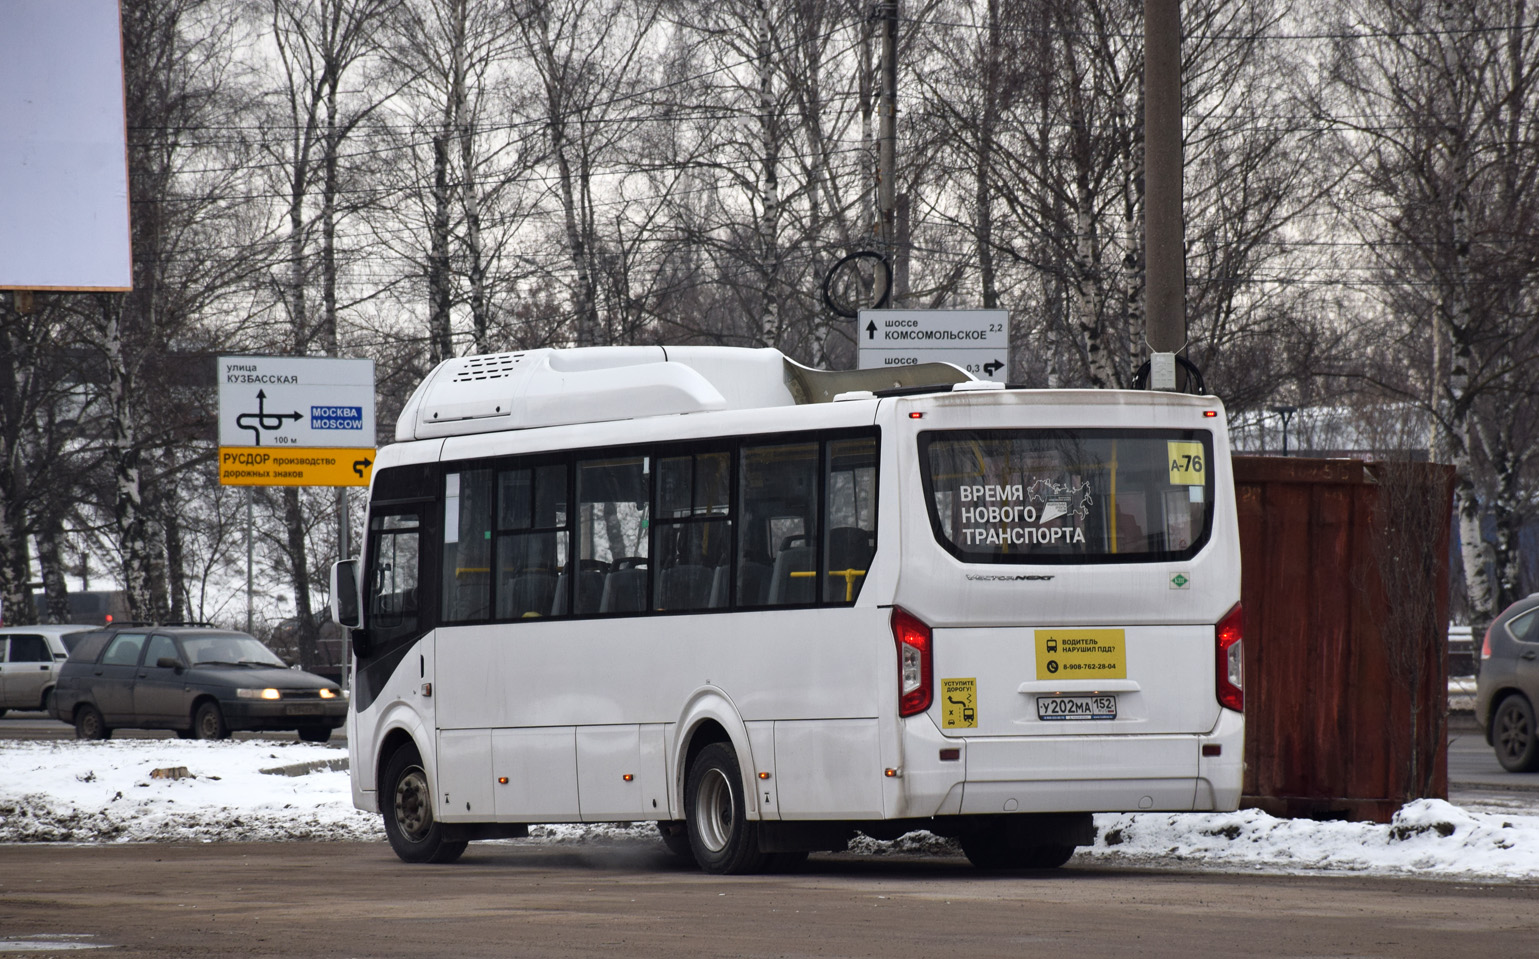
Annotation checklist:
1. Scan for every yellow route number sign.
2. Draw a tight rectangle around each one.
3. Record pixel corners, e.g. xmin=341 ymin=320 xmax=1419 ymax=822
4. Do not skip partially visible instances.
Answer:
xmin=1168 ymin=441 xmax=1206 ymax=486
xmin=941 ymin=677 xmax=977 ymax=728
xmin=1035 ymin=629 xmax=1127 ymax=680
xmin=219 ymin=446 xmax=375 ymax=487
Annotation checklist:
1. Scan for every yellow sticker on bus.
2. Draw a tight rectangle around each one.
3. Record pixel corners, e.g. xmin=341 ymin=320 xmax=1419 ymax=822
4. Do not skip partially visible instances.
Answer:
xmin=1167 ymin=441 xmax=1205 ymax=485
xmin=941 ymin=678 xmax=977 ymax=728
xmin=1035 ymin=629 xmax=1127 ymax=680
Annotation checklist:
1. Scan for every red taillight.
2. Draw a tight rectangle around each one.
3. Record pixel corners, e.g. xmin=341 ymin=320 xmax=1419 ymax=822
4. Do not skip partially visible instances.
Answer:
xmin=1216 ymin=603 xmax=1243 ymax=713
xmin=892 ymin=606 xmax=933 ymax=717
xmin=1481 ymin=628 xmax=1492 ymax=660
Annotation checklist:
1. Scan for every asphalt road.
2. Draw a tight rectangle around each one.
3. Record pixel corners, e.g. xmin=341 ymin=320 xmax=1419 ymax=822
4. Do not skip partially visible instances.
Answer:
xmin=2 ymin=842 xmax=1535 ymax=959
xmin=4 ymin=708 xmax=1537 ymax=957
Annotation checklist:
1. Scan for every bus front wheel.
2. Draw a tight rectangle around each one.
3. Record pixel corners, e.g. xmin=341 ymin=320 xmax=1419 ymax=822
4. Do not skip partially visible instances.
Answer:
xmin=381 ymin=745 xmax=469 ymax=864
xmin=684 ymin=742 xmax=766 ymax=874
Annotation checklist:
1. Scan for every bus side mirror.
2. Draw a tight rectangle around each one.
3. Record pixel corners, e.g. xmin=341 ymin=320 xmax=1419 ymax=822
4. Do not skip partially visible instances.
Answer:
xmin=331 ymin=559 xmax=362 ymax=630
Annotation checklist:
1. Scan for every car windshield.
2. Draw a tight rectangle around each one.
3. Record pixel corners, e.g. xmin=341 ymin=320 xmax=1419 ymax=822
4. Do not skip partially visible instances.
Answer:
xmin=180 ymin=634 xmax=286 ymax=668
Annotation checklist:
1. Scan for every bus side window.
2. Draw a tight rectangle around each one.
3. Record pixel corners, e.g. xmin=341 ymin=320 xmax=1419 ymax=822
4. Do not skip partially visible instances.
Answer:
xmin=577 ymin=456 xmax=650 ymax=614
xmin=740 ymin=442 xmax=818 ymax=607
xmin=496 ymin=464 xmax=568 ymax=620
xmin=825 ymin=437 xmax=878 ymax=603
xmin=653 ymin=450 xmax=729 ymax=612
xmin=369 ymin=512 xmax=421 ymax=630
xmin=443 ymin=470 xmax=494 ymax=623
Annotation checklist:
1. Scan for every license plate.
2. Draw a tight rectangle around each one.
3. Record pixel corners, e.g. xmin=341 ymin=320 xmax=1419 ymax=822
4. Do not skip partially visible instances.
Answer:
xmin=1036 ymin=695 xmax=1117 ymax=721
xmin=286 ymin=704 xmax=325 ymax=716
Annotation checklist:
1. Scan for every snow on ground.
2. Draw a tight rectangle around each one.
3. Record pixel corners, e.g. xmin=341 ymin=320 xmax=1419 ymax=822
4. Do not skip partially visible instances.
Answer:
xmin=3 ymin=739 xmax=1538 ymax=881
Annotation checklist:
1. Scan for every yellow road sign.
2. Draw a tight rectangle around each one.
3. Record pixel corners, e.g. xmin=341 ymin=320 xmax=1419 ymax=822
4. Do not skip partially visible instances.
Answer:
xmin=219 ymin=447 xmax=375 ymax=487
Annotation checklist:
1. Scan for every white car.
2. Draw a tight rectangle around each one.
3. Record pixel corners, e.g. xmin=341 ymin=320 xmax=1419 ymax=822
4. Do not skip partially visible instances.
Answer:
xmin=0 ymin=624 xmax=93 ymax=716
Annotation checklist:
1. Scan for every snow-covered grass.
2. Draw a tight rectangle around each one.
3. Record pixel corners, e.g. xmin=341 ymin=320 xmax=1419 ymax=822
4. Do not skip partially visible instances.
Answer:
xmin=3 ymin=739 xmax=1538 ymax=881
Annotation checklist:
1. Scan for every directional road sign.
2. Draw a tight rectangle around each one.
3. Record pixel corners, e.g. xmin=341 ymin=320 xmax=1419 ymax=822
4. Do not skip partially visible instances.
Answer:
xmin=218 ymin=447 xmax=375 ymax=487
xmin=857 ymin=309 xmax=1011 ymax=382
xmin=217 ymin=356 xmax=375 ymax=487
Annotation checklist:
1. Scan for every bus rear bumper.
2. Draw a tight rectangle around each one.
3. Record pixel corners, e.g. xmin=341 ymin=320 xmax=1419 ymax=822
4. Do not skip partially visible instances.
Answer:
xmin=896 ymin=708 xmax=1245 ymax=817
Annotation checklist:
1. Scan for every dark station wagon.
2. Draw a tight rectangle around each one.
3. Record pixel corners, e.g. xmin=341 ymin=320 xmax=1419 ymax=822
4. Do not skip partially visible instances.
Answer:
xmin=52 ymin=625 xmax=346 ymax=741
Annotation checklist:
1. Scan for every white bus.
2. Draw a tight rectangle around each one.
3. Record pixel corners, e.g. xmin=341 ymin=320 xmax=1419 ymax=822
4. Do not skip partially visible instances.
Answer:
xmin=331 ymin=346 xmax=1244 ymax=873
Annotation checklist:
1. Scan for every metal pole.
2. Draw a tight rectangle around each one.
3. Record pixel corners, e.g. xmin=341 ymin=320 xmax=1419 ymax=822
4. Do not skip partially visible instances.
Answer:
xmin=245 ymin=486 xmax=254 ymax=634
xmin=1144 ymin=0 xmax=1185 ymax=360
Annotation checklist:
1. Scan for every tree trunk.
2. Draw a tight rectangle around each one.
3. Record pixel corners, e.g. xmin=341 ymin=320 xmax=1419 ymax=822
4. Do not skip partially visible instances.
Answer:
xmin=975 ymin=0 xmax=1000 ymax=310
xmin=450 ymin=0 xmax=491 ymax=354
xmin=36 ymin=509 xmax=70 ymax=624
xmin=1120 ymin=86 xmax=1146 ymax=385
xmin=0 ymin=487 xmax=30 ymax=627
xmin=757 ymin=0 xmax=782 ymax=348
xmin=429 ymin=130 xmax=455 ymax=364
xmin=0 ymin=310 xmax=34 ymax=626
xmin=104 ymin=298 xmax=158 ymax=622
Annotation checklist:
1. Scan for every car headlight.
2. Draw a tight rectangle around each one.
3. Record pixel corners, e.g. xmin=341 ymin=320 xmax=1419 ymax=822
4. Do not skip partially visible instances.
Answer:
xmin=236 ymin=688 xmax=282 ymax=700
xmin=319 ymin=688 xmax=337 ymax=700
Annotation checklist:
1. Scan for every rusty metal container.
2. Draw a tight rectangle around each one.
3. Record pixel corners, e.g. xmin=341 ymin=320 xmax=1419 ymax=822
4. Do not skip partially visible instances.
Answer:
xmin=1234 ymin=456 xmax=1455 ymax=822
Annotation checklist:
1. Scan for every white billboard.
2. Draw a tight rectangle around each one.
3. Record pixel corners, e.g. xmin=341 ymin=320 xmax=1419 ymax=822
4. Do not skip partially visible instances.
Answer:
xmin=0 ymin=0 xmax=133 ymax=290
xmin=218 ymin=356 xmax=376 ymax=449
xmin=857 ymin=309 xmax=1012 ymax=382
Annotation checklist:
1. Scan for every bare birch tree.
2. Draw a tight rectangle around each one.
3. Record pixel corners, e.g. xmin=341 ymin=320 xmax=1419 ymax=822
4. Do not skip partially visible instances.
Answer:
xmin=1328 ymin=0 xmax=1539 ymax=630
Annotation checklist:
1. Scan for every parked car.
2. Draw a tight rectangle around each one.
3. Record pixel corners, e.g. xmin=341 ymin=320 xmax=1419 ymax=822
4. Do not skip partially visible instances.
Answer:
xmin=0 ymin=624 xmax=94 ymax=716
xmin=52 ymin=625 xmax=347 ymax=742
xmin=1475 ymin=593 xmax=1539 ymax=772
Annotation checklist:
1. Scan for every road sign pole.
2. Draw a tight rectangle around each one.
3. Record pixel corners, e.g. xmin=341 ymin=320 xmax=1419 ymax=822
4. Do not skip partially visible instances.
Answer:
xmin=245 ymin=487 xmax=254 ymax=634
xmin=338 ymin=488 xmax=350 ymax=561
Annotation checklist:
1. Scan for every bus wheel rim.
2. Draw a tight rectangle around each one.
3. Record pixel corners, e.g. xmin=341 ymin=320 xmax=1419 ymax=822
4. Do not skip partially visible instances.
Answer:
xmin=697 ymin=768 xmax=733 ymax=853
xmin=394 ymin=766 xmax=433 ymax=842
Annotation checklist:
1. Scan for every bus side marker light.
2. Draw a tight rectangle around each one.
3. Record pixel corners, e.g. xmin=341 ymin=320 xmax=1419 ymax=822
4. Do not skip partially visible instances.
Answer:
xmin=1203 ymin=410 xmax=1218 ymax=418
xmin=758 ymin=772 xmax=771 ymax=780
xmin=623 ymin=774 xmax=634 ymax=781
xmin=1202 ymin=745 xmax=1222 ymax=757
xmin=884 ymin=768 xmax=901 ymax=778
xmin=498 ymin=777 xmax=509 ymax=785
xmin=939 ymin=748 xmax=960 ymax=762
xmin=909 ymin=412 xmax=924 ymax=419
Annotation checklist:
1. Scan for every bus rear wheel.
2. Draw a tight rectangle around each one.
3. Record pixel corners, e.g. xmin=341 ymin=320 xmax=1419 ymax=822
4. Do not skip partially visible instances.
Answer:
xmin=684 ymin=742 xmax=766 ymax=874
xmin=381 ymin=744 xmax=468 ymax=864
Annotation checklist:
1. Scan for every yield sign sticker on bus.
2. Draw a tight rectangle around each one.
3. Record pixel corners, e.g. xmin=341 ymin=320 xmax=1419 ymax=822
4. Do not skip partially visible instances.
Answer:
xmin=1035 ymin=629 xmax=1127 ymax=680
xmin=941 ymin=678 xmax=978 ymax=728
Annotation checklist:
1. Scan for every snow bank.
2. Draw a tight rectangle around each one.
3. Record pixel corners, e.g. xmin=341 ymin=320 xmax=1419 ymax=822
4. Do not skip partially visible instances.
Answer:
xmin=4 ymin=740 xmax=1538 ymax=881
xmin=0 ymin=740 xmax=381 ymax=843
xmin=1085 ymin=798 xmax=1539 ymax=880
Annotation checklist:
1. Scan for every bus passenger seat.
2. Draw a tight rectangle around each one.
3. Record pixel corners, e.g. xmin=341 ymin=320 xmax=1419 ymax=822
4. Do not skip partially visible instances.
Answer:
xmin=600 ymin=566 xmax=648 ymax=613
xmin=735 ymin=561 xmax=771 ymax=606
xmin=502 ymin=571 xmax=558 ymax=619
xmin=768 ymin=547 xmax=815 ymax=605
xmin=658 ymin=564 xmax=713 ymax=611
xmin=827 ymin=526 xmax=875 ymax=572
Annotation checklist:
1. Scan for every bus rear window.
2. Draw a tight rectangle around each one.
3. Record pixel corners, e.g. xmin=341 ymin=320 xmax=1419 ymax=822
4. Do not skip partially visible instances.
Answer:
xmin=920 ymin=429 xmax=1214 ymax=564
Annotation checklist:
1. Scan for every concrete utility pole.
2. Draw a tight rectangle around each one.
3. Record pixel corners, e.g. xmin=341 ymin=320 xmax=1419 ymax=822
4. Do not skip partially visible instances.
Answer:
xmin=1144 ymin=0 xmax=1185 ymax=363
